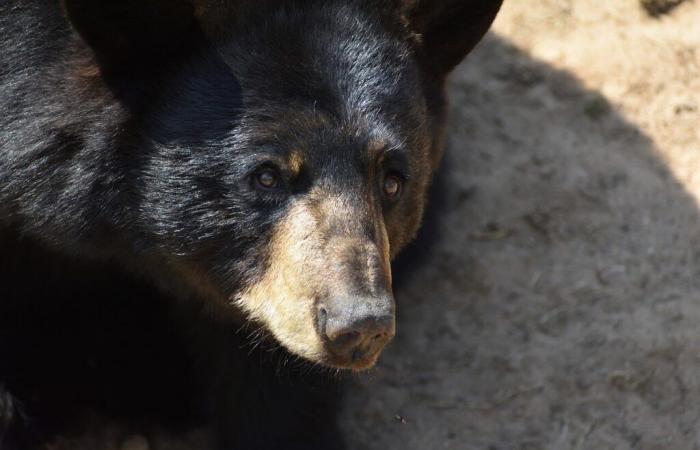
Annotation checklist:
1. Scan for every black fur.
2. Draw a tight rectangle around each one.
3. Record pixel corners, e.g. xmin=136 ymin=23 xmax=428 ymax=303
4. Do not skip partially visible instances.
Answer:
xmin=0 ymin=229 xmax=346 ymax=449
xmin=0 ymin=0 xmax=502 ymax=448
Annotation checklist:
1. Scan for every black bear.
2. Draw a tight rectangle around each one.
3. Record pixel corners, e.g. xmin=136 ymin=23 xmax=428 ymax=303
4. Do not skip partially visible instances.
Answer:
xmin=0 ymin=0 xmax=502 ymax=448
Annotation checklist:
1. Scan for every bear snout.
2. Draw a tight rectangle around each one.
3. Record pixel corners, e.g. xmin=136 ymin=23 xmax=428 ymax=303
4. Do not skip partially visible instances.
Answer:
xmin=316 ymin=294 xmax=395 ymax=370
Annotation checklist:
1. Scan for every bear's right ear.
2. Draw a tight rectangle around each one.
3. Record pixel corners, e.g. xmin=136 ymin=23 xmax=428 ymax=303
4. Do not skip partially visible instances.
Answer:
xmin=405 ymin=0 xmax=503 ymax=78
xmin=61 ymin=0 xmax=203 ymax=71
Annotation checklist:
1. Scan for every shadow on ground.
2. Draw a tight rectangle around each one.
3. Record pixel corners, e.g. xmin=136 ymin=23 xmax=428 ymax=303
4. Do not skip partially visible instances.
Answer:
xmin=341 ymin=34 xmax=700 ymax=450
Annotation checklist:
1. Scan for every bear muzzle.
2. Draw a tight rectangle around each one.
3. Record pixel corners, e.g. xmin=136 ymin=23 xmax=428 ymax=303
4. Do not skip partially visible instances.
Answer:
xmin=316 ymin=292 xmax=395 ymax=370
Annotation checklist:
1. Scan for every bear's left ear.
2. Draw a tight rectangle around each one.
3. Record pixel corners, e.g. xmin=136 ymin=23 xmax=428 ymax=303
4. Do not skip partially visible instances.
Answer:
xmin=61 ymin=0 xmax=203 ymax=72
xmin=404 ymin=0 xmax=503 ymax=78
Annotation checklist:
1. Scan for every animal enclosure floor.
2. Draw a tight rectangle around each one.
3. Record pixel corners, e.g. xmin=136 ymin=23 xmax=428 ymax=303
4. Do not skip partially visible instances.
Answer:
xmin=340 ymin=1 xmax=700 ymax=449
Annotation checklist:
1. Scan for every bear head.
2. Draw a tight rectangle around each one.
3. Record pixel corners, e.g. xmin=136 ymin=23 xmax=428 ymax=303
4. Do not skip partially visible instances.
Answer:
xmin=60 ymin=0 xmax=503 ymax=370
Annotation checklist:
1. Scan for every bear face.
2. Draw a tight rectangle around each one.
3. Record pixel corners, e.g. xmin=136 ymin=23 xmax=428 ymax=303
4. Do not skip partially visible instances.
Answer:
xmin=0 ymin=0 xmax=502 ymax=370
xmin=134 ymin=4 xmax=435 ymax=370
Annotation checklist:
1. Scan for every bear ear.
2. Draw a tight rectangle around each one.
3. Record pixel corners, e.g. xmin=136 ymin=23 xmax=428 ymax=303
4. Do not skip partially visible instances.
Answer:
xmin=61 ymin=0 xmax=203 ymax=71
xmin=404 ymin=0 xmax=503 ymax=77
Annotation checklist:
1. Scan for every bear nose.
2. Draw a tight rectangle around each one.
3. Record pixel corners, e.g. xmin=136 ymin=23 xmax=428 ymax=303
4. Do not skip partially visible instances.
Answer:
xmin=317 ymin=296 xmax=395 ymax=368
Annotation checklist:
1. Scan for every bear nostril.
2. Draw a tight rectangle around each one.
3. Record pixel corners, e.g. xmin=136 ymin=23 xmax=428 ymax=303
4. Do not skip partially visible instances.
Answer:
xmin=317 ymin=306 xmax=328 ymax=336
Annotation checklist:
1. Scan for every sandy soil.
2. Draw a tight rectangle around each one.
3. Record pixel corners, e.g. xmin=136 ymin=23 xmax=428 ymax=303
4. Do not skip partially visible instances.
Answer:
xmin=340 ymin=1 xmax=700 ymax=449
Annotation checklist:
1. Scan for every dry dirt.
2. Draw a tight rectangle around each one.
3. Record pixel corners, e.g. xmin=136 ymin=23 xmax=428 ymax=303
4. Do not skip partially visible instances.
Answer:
xmin=340 ymin=1 xmax=700 ymax=449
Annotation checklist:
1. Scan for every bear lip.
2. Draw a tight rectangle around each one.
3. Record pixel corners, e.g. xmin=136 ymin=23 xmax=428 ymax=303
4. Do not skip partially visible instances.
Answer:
xmin=321 ymin=342 xmax=388 ymax=371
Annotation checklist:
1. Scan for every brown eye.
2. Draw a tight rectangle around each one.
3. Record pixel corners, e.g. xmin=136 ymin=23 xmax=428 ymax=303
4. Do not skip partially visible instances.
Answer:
xmin=383 ymin=173 xmax=402 ymax=200
xmin=254 ymin=168 xmax=279 ymax=190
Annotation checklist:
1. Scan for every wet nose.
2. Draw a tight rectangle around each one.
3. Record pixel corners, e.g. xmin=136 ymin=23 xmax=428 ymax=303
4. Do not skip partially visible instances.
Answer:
xmin=317 ymin=296 xmax=395 ymax=368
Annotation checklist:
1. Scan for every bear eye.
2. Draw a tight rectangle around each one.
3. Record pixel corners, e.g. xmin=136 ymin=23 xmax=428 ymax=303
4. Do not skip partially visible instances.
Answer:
xmin=383 ymin=173 xmax=402 ymax=200
xmin=253 ymin=167 xmax=281 ymax=190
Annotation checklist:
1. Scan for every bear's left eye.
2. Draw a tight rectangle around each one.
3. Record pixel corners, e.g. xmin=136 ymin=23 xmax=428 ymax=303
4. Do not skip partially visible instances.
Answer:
xmin=253 ymin=167 xmax=281 ymax=190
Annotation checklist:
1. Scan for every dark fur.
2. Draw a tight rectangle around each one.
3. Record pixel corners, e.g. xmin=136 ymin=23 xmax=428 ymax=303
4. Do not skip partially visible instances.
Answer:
xmin=0 ymin=1 xmax=502 ymax=448
xmin=0 ymin=230 xmax=344 ymax=449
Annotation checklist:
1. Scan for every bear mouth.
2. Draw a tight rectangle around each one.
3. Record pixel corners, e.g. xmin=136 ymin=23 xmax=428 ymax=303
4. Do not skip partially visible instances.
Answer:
xmin=323 ymin=345 xmax=387 ymax=371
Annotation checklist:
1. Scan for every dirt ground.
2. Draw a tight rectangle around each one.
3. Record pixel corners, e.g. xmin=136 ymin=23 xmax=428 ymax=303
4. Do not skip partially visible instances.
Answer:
xmin=340 ymin=1 xmax=700 ymax=449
